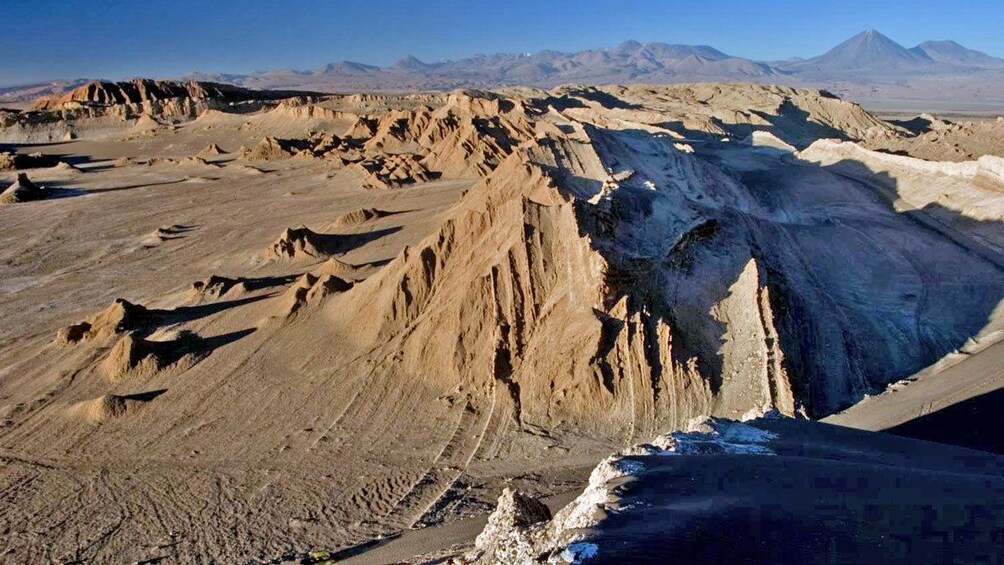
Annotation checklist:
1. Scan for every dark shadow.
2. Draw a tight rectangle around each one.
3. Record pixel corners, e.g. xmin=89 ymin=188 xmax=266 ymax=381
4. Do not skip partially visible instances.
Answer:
xmin=0 ymin=141 xmax=76 ymax=149
xmin=0 ymin=145 xmax=113 ymax=170
xmin=156 ymin=224 xmax=197 ymax=238
xmin=884 ymin=387 xmax=1004 ymax=454
xmin=659 ymin=120 xmax=718 ymax=142
xmin=192 ymin=273 xmax=300 ymax=296
xmin=75 ymin=163 xmax=119 ymax=172
xmin=236 ymin=273 xmax=300 ymax=290
xmin=354 ymin=257 xmax=393 ymax=269
xmin=44 ymin=187 xmax=89 ymax=200
xmin=87 ymin=179 xmax=187 ymax=193
xmin=871 ymin=148 xmax=912 ymax=157
xmin=745 ymin=99 xmax=851 ymax=148
xmin=276 ymin=226 xmax=403 ymax=258
xmin=536 ymin=86 xmax=643 ymax=110
xmin=199 ymin=328 xmax=256 ymax=352
xmin=129 ymin=328 xmax=255 ymax=369
xmin=531 ymin=136 xmax=604 ymax=198
xmin=817 ymin=157 xmax=1004 ymax=269
xmin=18 ymin=178 xmax=188 ymax=199
xmin=0 ymin=179 xmax=89 ymax=202
xmin=756 ymin=160 xmax=1003 ymax=415
xmin=888 ymin=115 xmax=949 ymax=135
xmin=122 ymin=389 xmax=168 ymax=403
xmin=161 ymin=294 xmax=275 ymax=325
xmin=0 ymin=152 xmax=61 ymax=168
xmin=340 ymin=226 xmax=403 ymax=252
xmin=656 ymin=99 xmax=867 ymax=151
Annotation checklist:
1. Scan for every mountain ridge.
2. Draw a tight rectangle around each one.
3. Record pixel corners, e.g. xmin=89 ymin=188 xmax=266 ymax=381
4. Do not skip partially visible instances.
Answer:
xmin=188 ymin=30 xmax=1004 ymax=87
xmin=4 ymin=30 xmax=1004 ymax=105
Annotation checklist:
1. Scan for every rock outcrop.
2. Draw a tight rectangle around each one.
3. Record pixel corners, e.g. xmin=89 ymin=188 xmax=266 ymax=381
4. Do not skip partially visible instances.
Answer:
xmin=55 ymin=298 xmax=161 ymax=344
xmin=267 ymin=226 xmax=339 ymax=260
xmin=464 ymin=414 xmax=1004 ymax=563
xmin=0 ymin=150 xmax=60 ymax=171
xmin=332 ymin=207 xmax=393 ymax=227
xmin=238 ymin=137 xmax=314 ymax=160
xmin=197 ymin=143 xmax=226 ymax=156
xmin=100 ymin=330 xmax=203 ymax=379
xmin=471 ymin=488 xmax=553 ymax=564
xmin=66 ymin=394 xmax=152 ymax=423
xmin=0 ymin=173 xmax=46 ymax=204
xmin=31 ymin=79 xmax=312 ymax=111
xmin=352 ymin=153 xmax=433 ymax=188
xmin=324 ymin=86 xmax=999 ymax=437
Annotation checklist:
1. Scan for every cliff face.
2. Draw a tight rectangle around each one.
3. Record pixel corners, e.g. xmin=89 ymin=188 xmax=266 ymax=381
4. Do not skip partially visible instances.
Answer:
xmin=30 ymin=79 xmax=310 ymax=110
xmin=319 ymin=86 xmax=1003 ymax=436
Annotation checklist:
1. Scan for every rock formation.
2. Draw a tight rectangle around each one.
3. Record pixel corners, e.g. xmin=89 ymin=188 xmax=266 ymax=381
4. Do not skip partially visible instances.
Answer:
xmin=99 ymin=330 xmax=203 ymax=379
xmin=0 ymin=173 xmax=46 ymax=204
xmin=332 ymin=207 xmax=393 ymax=227
xmin=55 ymin=299 xmax=161 ymax=344
xmin=471 ymin=488 xmax=552 ymax=564
xmin=2 ymin=81 xmax=1003 ymax=563
xmin=238 ymin=136 xmax=314 ymax=160
xmin=324 ymin=85 xmax=1001 ymax=438
xmin=66 ymin=394 xmax=152 ymax=423
xmin=197 ymin=143 xmax=226 ymax=156
xmin=464 ymin=414 xmax=1004 ymax=563
xmin=190 ymin=275 xmax=244 ymax=299
xmin=30 ymin=79 xmax=314 ymax=111
xmin=267 ymin=226 xmax=338 ymax=260
xmin=353 ymin=153 xmax=433 ymax=188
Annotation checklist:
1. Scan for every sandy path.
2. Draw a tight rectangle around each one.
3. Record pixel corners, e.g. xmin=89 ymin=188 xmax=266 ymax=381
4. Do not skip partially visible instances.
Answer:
xmin=825 ymin=338 xmax=1004 ymax=433
xmin=336 ymin=489 xmax=581 ymax=565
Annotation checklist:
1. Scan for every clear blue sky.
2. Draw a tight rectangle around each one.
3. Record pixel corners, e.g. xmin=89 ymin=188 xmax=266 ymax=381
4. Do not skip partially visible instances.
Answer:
xmin=3 ymin=0 xmax=1004 ymax=86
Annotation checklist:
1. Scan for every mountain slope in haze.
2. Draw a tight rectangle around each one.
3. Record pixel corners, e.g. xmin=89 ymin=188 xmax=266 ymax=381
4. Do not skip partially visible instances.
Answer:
xmin=187 ymin=40 xmax=785 ymax=92
xmin=911 ymin=39 xmax=1004 ymax=68
xmin=8 ymin=31 xmax=1004 ymax=108
xmin=781 ymin=29 xmax=934 ymax=74
xmin=178 ymin=30 xmax=1004 ymax=94
xmin=0 ymin=79 xmax=94 ymax=104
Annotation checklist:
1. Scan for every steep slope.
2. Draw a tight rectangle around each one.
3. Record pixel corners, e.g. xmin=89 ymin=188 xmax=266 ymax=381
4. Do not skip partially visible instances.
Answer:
xmin=319 ymin=84 xmax=1001 ymax=435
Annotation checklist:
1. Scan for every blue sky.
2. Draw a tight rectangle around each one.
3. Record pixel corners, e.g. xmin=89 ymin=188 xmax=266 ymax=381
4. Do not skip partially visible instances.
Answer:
xmin=3 ymin=0 xmax=1004 ymax=86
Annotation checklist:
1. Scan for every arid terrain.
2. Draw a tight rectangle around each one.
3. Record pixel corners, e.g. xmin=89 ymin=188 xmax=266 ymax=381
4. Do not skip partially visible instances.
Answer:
xmin=2 ymin=79 xmax=1004 ymax=563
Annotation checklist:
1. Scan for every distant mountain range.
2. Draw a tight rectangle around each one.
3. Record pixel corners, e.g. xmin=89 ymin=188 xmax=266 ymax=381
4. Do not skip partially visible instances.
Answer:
xmin=5 ymin=30 xmax=1004 ymax=109
xmin=783 ymin=29 xmax=1004 ymax=76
